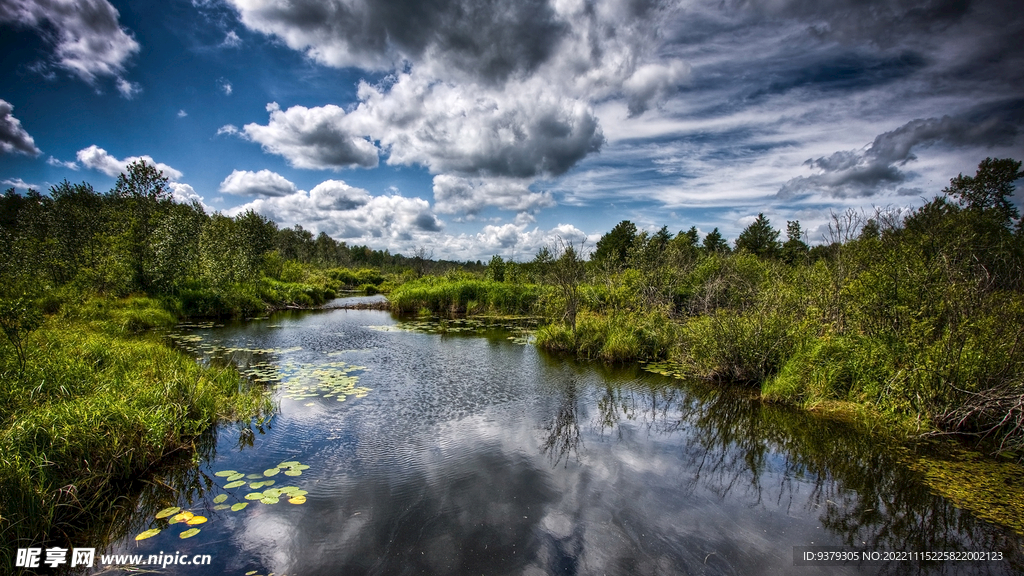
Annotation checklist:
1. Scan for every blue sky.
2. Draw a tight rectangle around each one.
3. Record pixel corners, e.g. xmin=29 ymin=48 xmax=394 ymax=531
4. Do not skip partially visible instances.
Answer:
xmin=2 ymin=0 xmax=1022 ymax=261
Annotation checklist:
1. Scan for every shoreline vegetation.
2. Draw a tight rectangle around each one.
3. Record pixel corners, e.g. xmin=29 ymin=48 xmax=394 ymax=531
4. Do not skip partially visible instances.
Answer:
xmin=391 ymin=159 xmax=1024 ymax=462
xmin=2 ymin=158 xmax=1023 ymax=558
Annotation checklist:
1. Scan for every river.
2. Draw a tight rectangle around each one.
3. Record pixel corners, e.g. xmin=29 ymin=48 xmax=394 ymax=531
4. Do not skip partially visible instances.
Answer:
xmin=94 ymin=296 xmax=1022 ymax=575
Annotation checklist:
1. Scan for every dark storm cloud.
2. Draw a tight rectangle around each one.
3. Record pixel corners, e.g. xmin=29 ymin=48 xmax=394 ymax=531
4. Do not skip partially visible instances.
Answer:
xmin=778 ymin=105 xmax=1021 ymax=199
xmin=0 ymin=98 xmax=40 ymax=156
xmin=229 ymin=0 xmax=568 ymax=83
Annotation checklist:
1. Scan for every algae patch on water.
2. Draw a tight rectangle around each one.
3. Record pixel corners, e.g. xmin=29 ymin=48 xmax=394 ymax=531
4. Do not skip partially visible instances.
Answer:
xmin=901 ymin=446 xmax=1024 ymax=536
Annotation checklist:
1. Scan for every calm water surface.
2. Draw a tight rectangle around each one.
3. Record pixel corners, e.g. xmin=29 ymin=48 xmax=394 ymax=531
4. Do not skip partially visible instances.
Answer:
xmin=100 ymin=297 xmax=1023 ymax=575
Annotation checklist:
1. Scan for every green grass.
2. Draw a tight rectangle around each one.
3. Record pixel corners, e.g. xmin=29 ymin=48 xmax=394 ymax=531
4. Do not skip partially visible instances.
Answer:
xmin=535 ymin=310 xmax=678 ymax=363
xmin=0 ymin=297 xmax=271 ymax=566
xmin=389 ymin=277 xmax=545 ymax=316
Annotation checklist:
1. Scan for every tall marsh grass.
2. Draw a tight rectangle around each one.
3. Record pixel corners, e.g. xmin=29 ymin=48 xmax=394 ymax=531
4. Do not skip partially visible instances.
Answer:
xmin=389 ymin=277 xmax=545 ymax=316
xmin=0 ymin=297 xmax=270 ymax=565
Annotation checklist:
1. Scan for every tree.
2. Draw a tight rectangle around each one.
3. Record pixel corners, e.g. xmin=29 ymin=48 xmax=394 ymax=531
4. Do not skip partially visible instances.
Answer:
xmin=0 ymin=295 xmax=42 ymax=376
xmin=735 ymin=213 xmax=780 ymax=258
xmin=487 ymin=255 xmax=506 ymax=282
xmin=702 ymin=228 xmax=730 ymax=253
xmin=110 ymin=160 xmax=173 ymax=290
xmin=781 ymin=220 xmax=809 ymax=264
xmin=549 ymin=239 xmax=586 ymax=335
xmin=944 ymin=157 xmax=1023 ymax=227
xmin=151 ymin=201 xmax=205 ymax=291
xmin=235 ymin=210 xmax=277 ymax=282
xmin=681 ymin=226 xmax=700 ymax=247
xmin=592 ymin=220 xmax=637 ymax=270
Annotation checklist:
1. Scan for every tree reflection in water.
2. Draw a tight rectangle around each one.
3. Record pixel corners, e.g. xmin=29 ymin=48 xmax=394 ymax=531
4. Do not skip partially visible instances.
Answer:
xmin=542 ymin=374 xmax=584 ymax=466
xmin=593 ymin=374 xmax=1024 ymax=574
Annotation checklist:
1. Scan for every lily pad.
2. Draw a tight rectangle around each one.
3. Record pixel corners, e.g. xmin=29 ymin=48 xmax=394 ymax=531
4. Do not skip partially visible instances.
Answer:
xmin=213 ymin=494 xmax=228 ymax=504
xmin=214 ymin=470 xmax=238 ymax=477
xmin=263 ymin=468 xmax=281 ymax=477
xmin=179 ymin=528 xmax=201 ymax=539
xmin=170 ymin=511 xmax=194 ymax=524
xmin=213 ymin=504 xmax=231 ymax=511
xmin=261 ymin=479 xmax=275 ymax=486
xmin=278 ymin=461 xmax=300 ymax=467
xmin=262 ymin=488 xmax=282 ymax=498
xmin=155 ymin=506 xmax=181 ymax=519
xmin=260 ymin=496 xmax=280 ymax=504
xmin=186 ymin=515 xmax=208 ymax=525
xmin=224 ymin=480 xmax=246 ymax=489
xmin=226 ymin=473 xmax=245 ymax=482
xmin=250 ymin=481 xmax=265 ymax=489
xmin=246 ymin=473 xmax=263 ymax=479
xmin=135 ymin=528 xmax=161 ymax=540
xmin=284 ymin=470 xmax=302 ymax=476
xmin=278 ymin=486 xmax=299 ymax=494
xmin=244 ymin=492 xmax=264 ymax=500
xmin=293 ymin=464 xmax=310 ymax=471
xmin=231 ymin=503 xmax=248 ymax=512
xmin=290 ymin=490 xmax=308 ymax=497
xmin=288 ymin=496 xmax=307 ymax=505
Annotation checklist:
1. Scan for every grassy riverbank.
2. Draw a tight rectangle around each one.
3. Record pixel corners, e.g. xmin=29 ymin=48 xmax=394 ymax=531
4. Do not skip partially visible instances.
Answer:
xmin=0 ymin=297 xmax=272 ymax=566
xmin=390 ymin=160 xmax=1024 ymax=463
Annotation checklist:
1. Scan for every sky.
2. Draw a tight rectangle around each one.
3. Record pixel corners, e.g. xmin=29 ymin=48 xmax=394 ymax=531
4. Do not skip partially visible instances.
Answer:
xmin=1 ymin=0 xmax=1022 ymax=262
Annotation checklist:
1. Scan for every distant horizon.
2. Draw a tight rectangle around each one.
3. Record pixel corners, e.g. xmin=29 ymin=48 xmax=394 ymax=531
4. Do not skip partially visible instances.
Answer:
xmin=2 ymin=0 xmax=1022 ymax=262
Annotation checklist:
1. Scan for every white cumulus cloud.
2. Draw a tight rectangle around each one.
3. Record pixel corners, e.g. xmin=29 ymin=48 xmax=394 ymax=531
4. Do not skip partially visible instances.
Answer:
xmin=431 ymin=175 xmax=554 ymax=215
xmin=0 ymin=0 xmax=140 ymax=94
xmin=240 ymin=102 xmax=379 ymax=170
xmin=76 ymin=145 xmax=184 ymax=180
xmin=0 ymin=99 xmax=41 ymax=156
xmin=46 ymin=156 xmax=78 ymax=169
xmin=226 ymin=179 xmax=442 ymax=245
xmin=219 ymin=169 xmax=297 ymax=197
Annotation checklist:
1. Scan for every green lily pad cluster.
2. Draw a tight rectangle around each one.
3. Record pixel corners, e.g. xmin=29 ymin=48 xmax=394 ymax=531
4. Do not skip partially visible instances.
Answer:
xmin=374 ymin=317 xmax=539 ymax=343
xmin=213 ymin=461 xmax=311 ymax=508
xmin=166 ymin=327 xmax=303 ymax=364
xmin=134 ymin=507 xmax=208 ymax=541
xmin=642 ymin=361 xmax=687 ymax=379
xmin=271 ymin=360 xmax=371 ymax=403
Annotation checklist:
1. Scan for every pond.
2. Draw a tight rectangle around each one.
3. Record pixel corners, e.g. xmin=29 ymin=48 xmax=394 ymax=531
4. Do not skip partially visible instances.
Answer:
xmin=96 ymin=296 xmax=1023 ymax=575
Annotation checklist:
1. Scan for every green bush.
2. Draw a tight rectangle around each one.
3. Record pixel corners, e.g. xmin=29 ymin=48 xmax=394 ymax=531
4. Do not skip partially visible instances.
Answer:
xmin=679 ymin=307 xmax=795 ymax=382
xmin=535 ymin=310 xmax=677 ymax=363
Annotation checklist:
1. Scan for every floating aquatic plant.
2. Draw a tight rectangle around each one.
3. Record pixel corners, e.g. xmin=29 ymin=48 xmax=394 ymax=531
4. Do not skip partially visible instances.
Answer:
xmin=169 ymin=511 xmax=194 ymax=524
xmin=179 ymin=528 xmax=200 ymax=539
xmin=135 ymin=528 xmax=161 ymax=540
xmin=154 ymin=506 xmax=180 ymax=519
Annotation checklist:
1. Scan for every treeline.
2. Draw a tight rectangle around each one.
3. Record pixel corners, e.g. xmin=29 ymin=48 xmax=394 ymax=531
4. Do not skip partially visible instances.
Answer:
xmin=392 ymin=158 xmax=1024 ymax=455
xmin=0 ymin=160 xmax=477 ymax=316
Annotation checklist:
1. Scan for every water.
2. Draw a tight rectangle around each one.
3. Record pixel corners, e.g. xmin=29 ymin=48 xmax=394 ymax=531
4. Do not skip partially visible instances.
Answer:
xmin=97 ymin=297 xmax=1023 ymax=575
